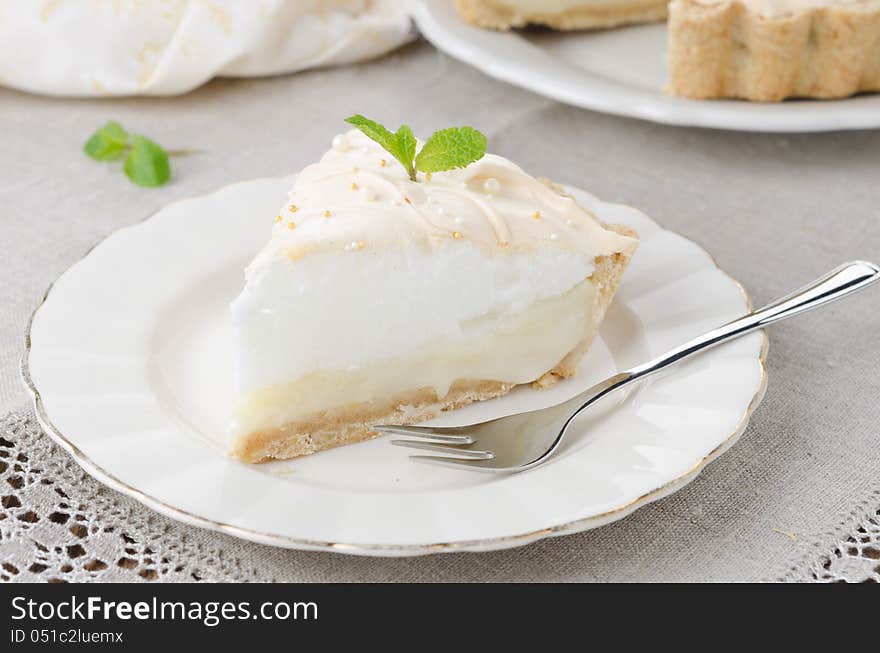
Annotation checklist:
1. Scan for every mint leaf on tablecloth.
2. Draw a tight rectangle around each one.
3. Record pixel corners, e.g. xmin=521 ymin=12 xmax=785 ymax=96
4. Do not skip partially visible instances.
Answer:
xmin=83 ymin=121 xmax=129 ymax=161
xmin=123 ymin=135 xmax=171 ymax=187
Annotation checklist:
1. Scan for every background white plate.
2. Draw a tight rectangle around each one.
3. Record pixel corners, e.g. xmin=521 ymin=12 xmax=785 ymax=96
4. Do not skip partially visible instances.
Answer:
xmin=24 ymin=177 xmax=766 ymax=556
xmin=412 ymin=0 xmax=880 ymax=133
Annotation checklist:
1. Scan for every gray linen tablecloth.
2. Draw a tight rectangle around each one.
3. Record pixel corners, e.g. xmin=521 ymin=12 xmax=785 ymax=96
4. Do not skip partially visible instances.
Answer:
xmin=1 ymin=41 xmax=878 ymax=582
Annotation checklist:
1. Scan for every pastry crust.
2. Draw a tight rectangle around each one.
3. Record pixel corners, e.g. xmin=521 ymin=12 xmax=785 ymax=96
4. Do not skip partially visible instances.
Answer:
xmin=454 ymin=0 xmax=669 ymax=30
xmin=232 ymin=223 xmax=637 ymax=463
xmin=667 ymin=0 xmax=880 ymax=100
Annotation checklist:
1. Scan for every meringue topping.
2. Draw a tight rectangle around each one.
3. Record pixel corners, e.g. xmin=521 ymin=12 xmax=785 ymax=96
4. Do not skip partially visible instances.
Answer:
xmin=247 ymin=129 xmax=636 ymax=270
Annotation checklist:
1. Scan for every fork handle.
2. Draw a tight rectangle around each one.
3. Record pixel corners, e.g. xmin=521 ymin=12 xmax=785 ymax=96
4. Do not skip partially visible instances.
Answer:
xmin=627 ymin=260 xmax=880 ymax=380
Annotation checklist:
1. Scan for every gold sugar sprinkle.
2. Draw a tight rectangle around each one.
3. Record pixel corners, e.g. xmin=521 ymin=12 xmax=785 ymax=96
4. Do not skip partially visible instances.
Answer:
xmin=452 ymin=231 xmax=463 ymax=240
xmin=288 ymin=204 xmax=298 ymax=213
xmin=532 ymin=210 xmax=542 ymax=220
xmin=287 ymin=222 xmax=296 ymax=230
xmin=323 ymin=210 xmax=332 ymax=218
xmin=379 ymin=159 xmax=387 ymax=167
xmin=404 ymin=196 xmax=412 ymax=204
xmin=357 ymin=241 xmax=365 ymax=250
xmin=351 ymin=182 xmax=359 ymax=190
xmin=772 ymin=528 xmax=798 ymax=542
xmin=274 ymin=215 xmax=282 ymax=223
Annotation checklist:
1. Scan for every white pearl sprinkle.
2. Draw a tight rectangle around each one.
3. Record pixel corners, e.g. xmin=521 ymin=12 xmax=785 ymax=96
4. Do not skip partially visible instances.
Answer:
xmin=435 ymin=205 xmax=446 ymax=216
xmin=360 ymin=187 xmax=376 ymax=202
xmin=565 ymin=219 xmax=575 ymax=226
xmin=331 ymin=134 xmax=348 ymax=151
xmin=344 ymin=241 xmax=359 ymax=252
xmin=360 ymin=145 xmax=369 ymax=154
xmin=549 ymin=233 xmax=559 ymax=241
xmin=483 ymin=178 xmax=501 ymax=195
xmin=453 ymin=216 xmax=464 ymax=225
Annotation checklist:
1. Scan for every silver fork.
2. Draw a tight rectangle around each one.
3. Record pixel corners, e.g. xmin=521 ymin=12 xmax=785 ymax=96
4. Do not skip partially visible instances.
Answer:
xmin=377 ymin=260 xmax=880 ymax=472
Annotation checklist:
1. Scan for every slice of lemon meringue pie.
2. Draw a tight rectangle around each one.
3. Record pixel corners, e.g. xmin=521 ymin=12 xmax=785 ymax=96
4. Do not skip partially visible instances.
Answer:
xmin=229 ymin=119 xmax=638 ymax=462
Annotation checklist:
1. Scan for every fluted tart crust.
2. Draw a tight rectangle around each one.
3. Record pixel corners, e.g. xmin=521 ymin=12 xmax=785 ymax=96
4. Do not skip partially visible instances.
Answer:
xmin=667 ymin=0 xmax=880 ymax=101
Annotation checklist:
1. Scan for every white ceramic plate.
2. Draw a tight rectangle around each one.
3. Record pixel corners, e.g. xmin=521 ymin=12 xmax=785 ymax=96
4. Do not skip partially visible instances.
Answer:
xmin=412 ymin=0 xmax=880 ymax=133
xmin=24 ymin=176 xmax=766 ymax=556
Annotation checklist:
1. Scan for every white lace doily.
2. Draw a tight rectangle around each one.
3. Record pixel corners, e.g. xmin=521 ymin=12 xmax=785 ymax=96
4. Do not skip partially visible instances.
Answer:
xmin=0 ymin=412 xmax=266 ymax=583
xmin=804 ymin=507 xmax=880 ymax=583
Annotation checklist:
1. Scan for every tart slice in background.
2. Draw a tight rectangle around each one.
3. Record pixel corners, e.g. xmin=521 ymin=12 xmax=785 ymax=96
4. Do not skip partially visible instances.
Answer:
xmin=455 ymin=0 xmax=880 ymax=103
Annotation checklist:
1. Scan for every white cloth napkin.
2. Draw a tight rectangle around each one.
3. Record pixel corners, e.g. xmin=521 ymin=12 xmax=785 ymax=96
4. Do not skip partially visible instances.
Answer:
xmin=0 ymin=0 xmax=413 ymax=97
